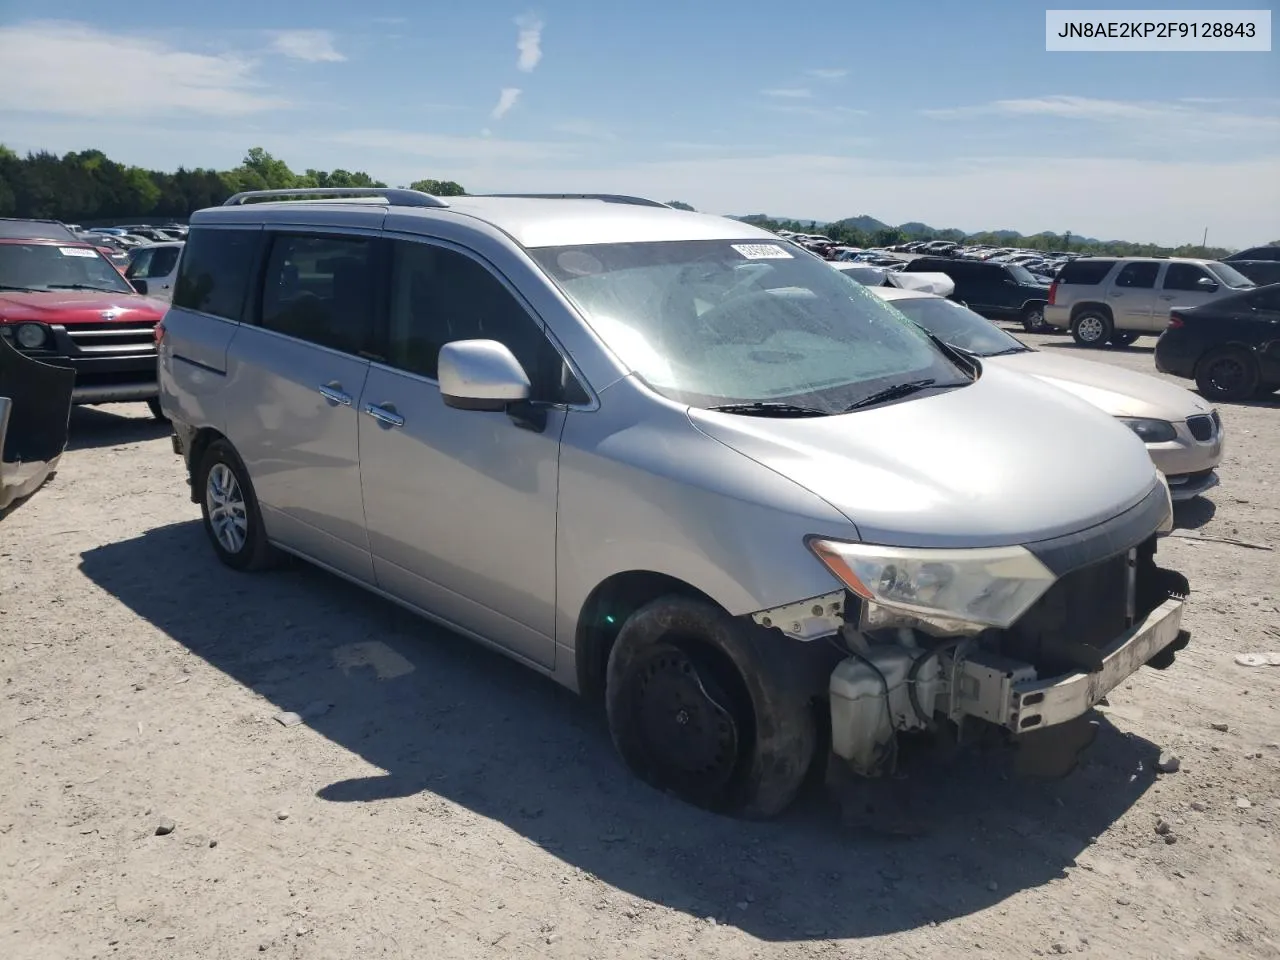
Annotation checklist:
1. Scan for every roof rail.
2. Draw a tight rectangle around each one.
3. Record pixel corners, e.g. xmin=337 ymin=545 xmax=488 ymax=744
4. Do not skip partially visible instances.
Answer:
xmin=221 ymin=187 xmax=449 ymax=208
xmin=480 ymin=193 xmax=673 ymax=209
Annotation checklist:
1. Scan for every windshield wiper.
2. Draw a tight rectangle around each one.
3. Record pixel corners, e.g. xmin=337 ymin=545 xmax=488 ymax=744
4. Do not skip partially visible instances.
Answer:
xmin=707 ymin=401 xmax=829 ymax=418
xmin=46 ymin=283 xmax=126 ymax=292
xmin=983 ymin=346 xmax=1029 ymax=357
xmin=844 ymin=379 xmax=940 ymax=411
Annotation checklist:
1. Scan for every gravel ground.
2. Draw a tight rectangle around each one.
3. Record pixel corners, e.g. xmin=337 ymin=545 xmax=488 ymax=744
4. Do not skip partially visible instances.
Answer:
xmin=2 ymin=332 xmax=1278 ymax=960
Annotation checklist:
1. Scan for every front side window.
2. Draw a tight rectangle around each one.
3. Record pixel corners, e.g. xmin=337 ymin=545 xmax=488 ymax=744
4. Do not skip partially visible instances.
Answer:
xmin=149 ymin=246 xmax=181 ymax=278
xmin=173 ymin=228 xmax=259 ymax=321
xmin=1163 ymin=263 xmax=1213 ymax=292
xmin=126 ymin=246 xmax=181 ymax=280
xmin=258 ymin=234 xmax=376 ymax=356
xmin=386 ymin=240 xmax=582 ymax=402
xmin=0 ymin=242 xmax=133 ymax=294
xmin=529 ymin=239 xmax=971 ymax=411
xmin=124 ymin=248 xmax=153 ymax=280
xmin=1004 ymin=265 xmax=1038 ymax=285
xmin=1115 ymin=262 xmax=1159 ymax=289
xmin=1206 ymin=261 xmax=1255 ymax=289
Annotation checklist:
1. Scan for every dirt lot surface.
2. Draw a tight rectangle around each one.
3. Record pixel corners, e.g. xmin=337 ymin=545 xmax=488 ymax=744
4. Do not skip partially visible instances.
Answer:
xmin=2 ymin=333 xmax=1278 ymax=960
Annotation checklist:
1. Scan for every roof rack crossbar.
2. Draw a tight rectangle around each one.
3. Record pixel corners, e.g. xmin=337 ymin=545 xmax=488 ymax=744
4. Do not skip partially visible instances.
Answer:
xmin=480 ymin=193 xmax=672 ymax=209
xmin=222 ymin=187 xmax=449 ymax=208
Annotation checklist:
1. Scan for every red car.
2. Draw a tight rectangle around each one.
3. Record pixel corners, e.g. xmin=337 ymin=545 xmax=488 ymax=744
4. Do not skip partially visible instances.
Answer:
xmin=0 ymin=218 xmax=167 ymax=418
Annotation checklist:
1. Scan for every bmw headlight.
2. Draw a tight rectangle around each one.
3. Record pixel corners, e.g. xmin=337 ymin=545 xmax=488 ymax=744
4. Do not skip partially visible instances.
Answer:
xmin=807 ymin=538 xmax=1055 ymax=629
xmin=1119 ymin=417 xmax=1177 ymax=443
xmin=15 ymin=322 xmax=48 ymax=350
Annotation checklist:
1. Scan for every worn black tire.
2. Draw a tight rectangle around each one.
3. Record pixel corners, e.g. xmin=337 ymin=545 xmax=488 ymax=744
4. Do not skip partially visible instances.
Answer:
xmin=146 ymin=397 xmax=168 ymax=421
xmin=1109 ymin=331 xmax=1140 ymax=347
xmin=1020 ymin=304 xmax=1047 ymax=333
xmin=196 ymin=439 xmax=278 ymax=571
xmin=605 ymin=596 xmax=816 ymax=819
xmin=1195 ymin=347 xmax=1260 ymax=402
xmin=1070 ymin=308 xmax=1113 ymax=347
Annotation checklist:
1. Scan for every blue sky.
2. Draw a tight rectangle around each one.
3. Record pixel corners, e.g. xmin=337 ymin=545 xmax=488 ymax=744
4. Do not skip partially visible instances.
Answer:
xmin=1 ymin=0 xmax=1276 ymax=245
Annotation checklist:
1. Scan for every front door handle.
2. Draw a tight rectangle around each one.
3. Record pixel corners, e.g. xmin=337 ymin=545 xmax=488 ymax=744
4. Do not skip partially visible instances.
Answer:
xmin=1159 ymin=295 xmax=1176 ymax=300
xmin=319 ymin=383 xmax=353 ymax=406
xmin=363 ymin=402 xmax=404 ymax=427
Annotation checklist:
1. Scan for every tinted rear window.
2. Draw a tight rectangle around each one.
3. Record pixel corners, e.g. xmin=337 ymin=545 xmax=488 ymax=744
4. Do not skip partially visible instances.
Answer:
xmin=173 ymin=228 xmax=260 ymax=322
xmin=1058 ymin=259 xmax=1115 ymax=284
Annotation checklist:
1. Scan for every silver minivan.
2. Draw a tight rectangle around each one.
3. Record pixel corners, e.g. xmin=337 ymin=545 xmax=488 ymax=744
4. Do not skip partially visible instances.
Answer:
xmin=158 ymin=188 xmax=1191 ymax=818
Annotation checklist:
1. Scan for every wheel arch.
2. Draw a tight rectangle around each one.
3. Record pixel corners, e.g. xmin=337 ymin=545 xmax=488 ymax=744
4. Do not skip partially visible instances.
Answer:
xmin=574 ymin=570 xmax=720 ymax=703
xmin=1070 ymin=300 xmax=1113 ymax=323
xmin=185 ymin=426 xmax=228 ymax=503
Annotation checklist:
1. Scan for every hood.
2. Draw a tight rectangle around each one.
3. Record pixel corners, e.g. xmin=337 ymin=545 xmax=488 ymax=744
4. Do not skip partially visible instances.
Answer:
xmin=0 ymin=290 xmax=167 ymax=326
xmin=688 ymin=363 xmax=1158 ymax=549
xmin=992 ymin=349 xmax=1213 ymax=420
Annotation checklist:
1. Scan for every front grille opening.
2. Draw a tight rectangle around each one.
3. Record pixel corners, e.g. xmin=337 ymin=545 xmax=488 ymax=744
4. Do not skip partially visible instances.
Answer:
xmin=996 ymin=535 xmax=1184 ymax=676
xmin=1186 ymin=414 xmax=1215 ymax=442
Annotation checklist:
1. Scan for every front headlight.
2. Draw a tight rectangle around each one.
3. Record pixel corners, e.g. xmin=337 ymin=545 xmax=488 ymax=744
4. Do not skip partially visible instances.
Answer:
xmin=15 ymin=322 xmax=48 ymax=349
xmin=1118 ymin=417 xmax=1177 ymax=443
xmin=807 ymin=538 xmax=1056 ymax=629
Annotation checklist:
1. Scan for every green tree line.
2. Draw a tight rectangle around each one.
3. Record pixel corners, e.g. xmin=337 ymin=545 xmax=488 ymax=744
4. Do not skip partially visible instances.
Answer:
xmin=741 ymin=215 xmax=1243 ymax=259
xmin=0 ymin=144 xmax=1265 ymax=256
xmin=0 ymin=145 xmax=466 ymax=222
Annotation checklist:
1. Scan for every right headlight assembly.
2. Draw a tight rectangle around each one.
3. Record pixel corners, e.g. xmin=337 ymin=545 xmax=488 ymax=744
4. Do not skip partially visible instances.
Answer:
xmin=807 ymin=538 xmax=1056 ymax=630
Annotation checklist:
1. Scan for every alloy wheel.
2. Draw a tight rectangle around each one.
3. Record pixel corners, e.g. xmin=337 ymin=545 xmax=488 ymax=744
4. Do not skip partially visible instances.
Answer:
xmin=206 ymin=462 xmax=248 ymax=554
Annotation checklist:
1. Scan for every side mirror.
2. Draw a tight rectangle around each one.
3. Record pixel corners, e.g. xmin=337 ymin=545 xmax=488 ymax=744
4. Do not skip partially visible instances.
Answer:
xmin=1196 ymin=277 xmax=1218 ymax=292
xmin=439 ymin=339 xmax=546 ymax=430
xmin=131 ymin=279 xmax=148 ymax=295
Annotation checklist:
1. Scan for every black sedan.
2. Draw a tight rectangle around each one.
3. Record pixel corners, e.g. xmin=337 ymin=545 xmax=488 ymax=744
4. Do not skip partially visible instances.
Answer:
xmin=1154 ymin=283 xmax=1280 ymax=402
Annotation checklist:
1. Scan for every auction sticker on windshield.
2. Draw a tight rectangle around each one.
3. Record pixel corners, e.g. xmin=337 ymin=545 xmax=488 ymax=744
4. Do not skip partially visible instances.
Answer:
xmin=731 ymin=243 xmax=794 ymax=260
xmin=59 ymin=247 xmax=100 ymax=258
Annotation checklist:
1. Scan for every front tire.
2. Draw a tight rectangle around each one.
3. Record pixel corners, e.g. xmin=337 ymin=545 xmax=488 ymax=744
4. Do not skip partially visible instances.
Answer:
xmin=1195 ymin=347 xmax=1260 ymax=402
xmin=196 ymin=439 xmax=278 ymax=571
xmin=1070 ymin=309 xmax=1113 ymax=347
xmin=605 ymin=596 xmax=816 ymax=819
xmin=146 ymin=397 xmax=168 ymax=421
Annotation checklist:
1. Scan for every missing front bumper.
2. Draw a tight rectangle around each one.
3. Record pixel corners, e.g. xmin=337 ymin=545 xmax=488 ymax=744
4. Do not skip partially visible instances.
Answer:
xmin=950 ymin=597 xmax=1186 ymax=733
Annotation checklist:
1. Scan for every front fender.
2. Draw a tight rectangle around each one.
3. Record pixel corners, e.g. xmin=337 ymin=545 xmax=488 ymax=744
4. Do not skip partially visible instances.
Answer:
xmin=554 ymin=380 xmax=853 ymax=653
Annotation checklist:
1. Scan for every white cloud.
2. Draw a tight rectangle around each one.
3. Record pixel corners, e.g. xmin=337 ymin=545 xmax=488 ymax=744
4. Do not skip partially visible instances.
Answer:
xmin=0 ymin=20 xmax=286 ymax=117
xmin=761 ymin=87 xmax=812 ymax=99
xmin=491 ymin=87 xmax=522 ymax=120
xmin=515 ymin=14 xmax=544 ymax=72
xmin=270 ymin=29 xmax=345 ymax=63
xmin=922 ymin=95 xmax=1280 ymax=141
xmin=805 ymin=68 xmax=847 ymax=80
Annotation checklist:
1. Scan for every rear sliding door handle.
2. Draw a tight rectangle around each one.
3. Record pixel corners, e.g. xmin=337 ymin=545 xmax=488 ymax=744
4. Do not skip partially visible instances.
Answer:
xmin=363 ymin=403 xmax=405 ymax=427
xmin=318 ymin=383 xmax=353 ymax=406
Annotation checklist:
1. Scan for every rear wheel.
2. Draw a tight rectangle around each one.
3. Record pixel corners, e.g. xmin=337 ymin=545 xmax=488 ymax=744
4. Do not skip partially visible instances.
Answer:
xmin=196 ymin=439 xmax=279 ymax=571
xmin=1195 ymin=347 xmax=1260 ymax=402
xmin=1021 ymin=304 xmax=1047 ymax=333
xmin=1109 ymin=331 xmax=1140 ymax=347
xmin=605 ymin=596 xmax=815 ymax=819
xmin=1070 ymin=309 xmax=1113 ymax=347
